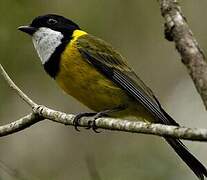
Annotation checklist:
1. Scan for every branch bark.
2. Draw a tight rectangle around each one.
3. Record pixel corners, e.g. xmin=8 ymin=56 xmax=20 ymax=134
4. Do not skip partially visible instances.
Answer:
xmin=1 ymin=105 xmax=207 ymax=141
xmin=0 ymin=113 xmax=42 ymax=137
xmin=158 ymin=0 xmax=207 ymax=109
xmin=33 ymin=105 xmax=207 ymax=141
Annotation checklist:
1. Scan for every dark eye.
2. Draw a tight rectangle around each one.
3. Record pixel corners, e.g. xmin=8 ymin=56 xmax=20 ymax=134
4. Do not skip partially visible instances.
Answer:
xmin=47 ymin=18 xmax=58 ymax=25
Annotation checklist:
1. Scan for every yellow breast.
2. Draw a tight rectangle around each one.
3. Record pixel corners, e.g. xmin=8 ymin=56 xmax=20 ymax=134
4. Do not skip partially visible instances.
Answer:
xmin=55 ymin=30 xmax=154 ymax=122
xmin=55 ymin=30 xmax=128 ymax=111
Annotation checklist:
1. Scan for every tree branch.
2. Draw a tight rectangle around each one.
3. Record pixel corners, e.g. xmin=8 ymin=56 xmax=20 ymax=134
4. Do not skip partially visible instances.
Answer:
xmin=0 ymin=113 xmax=42 ymax=137
xmin=0 ymin=64 xmax=37 ymax=108
xmin=158 ymin=0 xmax=207 ymax=109
xmin=1 ymin=105 xmax=207 ymax=141
xmin=33 ymin=105 xmax=207 ymax=141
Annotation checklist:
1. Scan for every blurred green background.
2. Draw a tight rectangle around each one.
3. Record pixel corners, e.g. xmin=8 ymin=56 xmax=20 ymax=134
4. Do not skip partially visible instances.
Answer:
xmin=0 ymin=0 xmax=207 ymax=180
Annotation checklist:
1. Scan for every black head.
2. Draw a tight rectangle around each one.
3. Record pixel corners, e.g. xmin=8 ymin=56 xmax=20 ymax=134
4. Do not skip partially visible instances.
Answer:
xmin=18 ymin=14 xmax=81 ymax=36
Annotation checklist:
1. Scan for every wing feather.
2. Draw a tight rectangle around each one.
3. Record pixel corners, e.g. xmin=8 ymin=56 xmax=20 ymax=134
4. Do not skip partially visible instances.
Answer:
xmin=77 ymin=34 xmax=174 ymax=125
xmin=76 ymin=34 xmax=207 ymax=179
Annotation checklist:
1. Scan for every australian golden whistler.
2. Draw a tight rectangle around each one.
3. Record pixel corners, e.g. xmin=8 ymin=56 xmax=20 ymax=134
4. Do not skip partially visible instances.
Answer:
xmin=19 ymin=14 xmax=207 ymax=179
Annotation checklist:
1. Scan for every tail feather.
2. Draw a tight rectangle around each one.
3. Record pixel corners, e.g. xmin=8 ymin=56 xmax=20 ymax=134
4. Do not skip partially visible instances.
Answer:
xmin=155 ymin=103 xmax=207 ymax=179
xmin=165 ymin=138 xmax=207 ymax=180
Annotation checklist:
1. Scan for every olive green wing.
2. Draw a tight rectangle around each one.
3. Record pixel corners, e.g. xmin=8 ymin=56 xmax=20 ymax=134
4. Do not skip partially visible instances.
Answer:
xmin=76 ymin=34 xmax=177 ymax=126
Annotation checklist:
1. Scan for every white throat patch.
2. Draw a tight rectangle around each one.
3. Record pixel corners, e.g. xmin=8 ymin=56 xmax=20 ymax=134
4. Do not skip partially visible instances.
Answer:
xmin=32 ymin=27 xmax=63 ymax=64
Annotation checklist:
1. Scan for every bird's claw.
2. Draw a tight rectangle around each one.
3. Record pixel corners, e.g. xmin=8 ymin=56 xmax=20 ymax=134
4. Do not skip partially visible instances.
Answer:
xmin=86 ymin=111 xmax=109 ymax=132
xmin=73 ymin=105 xmax=126 ymax=132
xmin=73 ymin=112 xmax=96 ymax=131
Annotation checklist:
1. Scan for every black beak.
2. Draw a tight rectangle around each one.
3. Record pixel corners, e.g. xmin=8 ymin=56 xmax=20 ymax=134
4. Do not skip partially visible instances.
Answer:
xmin=18 ymin=25 xmax=37 ymax=35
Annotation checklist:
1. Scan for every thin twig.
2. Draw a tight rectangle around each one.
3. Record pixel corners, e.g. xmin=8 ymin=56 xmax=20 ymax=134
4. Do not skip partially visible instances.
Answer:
xmin=0 ymin=64 xmax=37 ymax=108
xmin=158 ymin=0 xmax=207 ymax=109
xmin=0 ymin=113 xmax=42 ymax=137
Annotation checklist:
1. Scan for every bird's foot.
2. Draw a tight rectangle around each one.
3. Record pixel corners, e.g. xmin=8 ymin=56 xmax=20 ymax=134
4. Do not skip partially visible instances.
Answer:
xmin=73 ymin=105 xmax=127 ymax=132
xmin=73 ymin=111 xmax=108 ymax=133
xmin=86 ymin=110 xmax=110 ymax=133
xmin=73 ymin=112 xmax=96 ymax=131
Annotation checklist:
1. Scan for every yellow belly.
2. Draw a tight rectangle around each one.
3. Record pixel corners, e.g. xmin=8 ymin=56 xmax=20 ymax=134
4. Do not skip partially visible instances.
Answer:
xmin=56 ymin=40 xmax=127 ymax=111
xmin=55 ymin=31 xmax=154 ymax=122
xmin=55 ymin=43 xmax=153 ymax=122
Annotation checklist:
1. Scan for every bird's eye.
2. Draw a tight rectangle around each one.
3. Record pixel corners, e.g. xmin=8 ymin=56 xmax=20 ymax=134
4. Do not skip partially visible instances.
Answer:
xmin=47 ymin=18 xmax=58 ymax=25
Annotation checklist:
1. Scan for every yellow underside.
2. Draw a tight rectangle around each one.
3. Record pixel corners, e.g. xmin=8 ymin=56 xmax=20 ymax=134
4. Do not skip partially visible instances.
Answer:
xmin=55 ymin=30 xmax=154 ymax=122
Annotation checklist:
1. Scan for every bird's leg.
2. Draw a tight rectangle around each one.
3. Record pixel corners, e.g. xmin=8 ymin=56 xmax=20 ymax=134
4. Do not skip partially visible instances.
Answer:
xmin=73 ymin=112 xmax=97 ymax=131
xmin=87 ymin=105 xmax=127 ymax=133
xmin=73 ymin=105 xmax=127 ymax=132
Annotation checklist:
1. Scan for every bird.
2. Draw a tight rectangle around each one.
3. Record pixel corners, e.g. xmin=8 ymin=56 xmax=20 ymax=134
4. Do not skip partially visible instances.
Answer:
xmin=18 ymin=14 xmax=207 ymax=179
